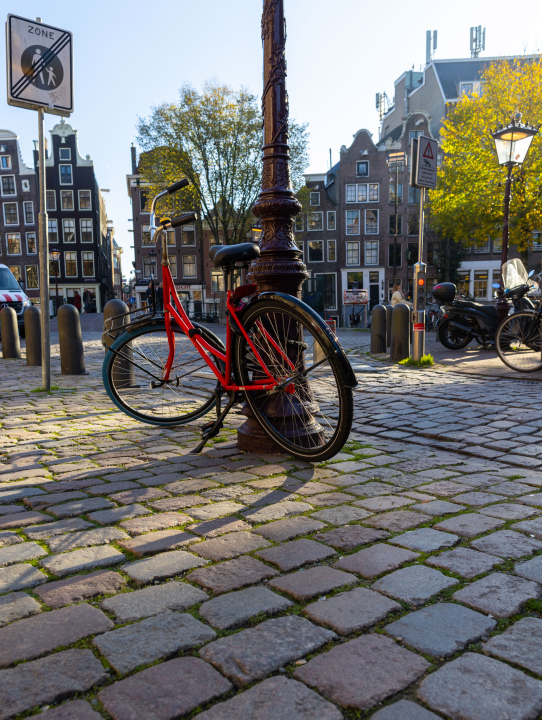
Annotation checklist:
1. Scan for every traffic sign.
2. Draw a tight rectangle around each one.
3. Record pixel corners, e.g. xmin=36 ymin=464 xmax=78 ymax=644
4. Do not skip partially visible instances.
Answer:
xmin=122 ymin=285 xmax=130 ymax=294
xmin=6 ymin=14 xmax=73 ymax=116
xmin=415 ymin=136 xmax=438 ymax=188
xmin=129 ymin=297 xmax=136 ymax=305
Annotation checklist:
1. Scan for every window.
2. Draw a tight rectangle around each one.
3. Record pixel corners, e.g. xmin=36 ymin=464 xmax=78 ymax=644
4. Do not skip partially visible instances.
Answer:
xmin=407 ymin=243 xmax=418 ymax=266
xmin=408 ymin=185 xmax=421 ymax=204
xmin=474 ymin=238 xmax=490 ymax=253
xmin=59 ymin=165 xmax=72 ymax=184
xmin=211 ymin=270 xmax=225 ymax=292
xmin=388 ymin=244 xmax=402 ymax=267
xmin=3 ymin=203 xmax=18 ymax=225
xmin=346 ymin=210 xmax=360 ymax=235
xmin=23 ymin=202 xmax=34 ymax=224
xmin=79 ymin=190 xmax=91 ymax=210
xmin=46 ymin=190 xmax=56 ymax=210
xmin=327 ymin=211 xmax=336 ymax=230
xmin=474 ymin=271 xmax=488 ymax=299
xmin=9 ymin=266 xmax=21 ymax=282
xmin=143 ymin=256 xmax=156 ymax=278
xmin=113 ymin=255 xmax=120 ymax=268
xmin=308 ymin=241 xmax=323 ymax=262
xmin=389 ymin=214 xmax=403 ymax=235
xmin=409 ymin=131 xmax=423 ymax=143
xmin=493 ymin=237 xmax=503 ymax=252
xmin=328 ymin=240 xmax=336 ymax=262
xmin=142 ymin=226 xmax=153 ymax=245
xmin=80 ymin=219 xmax=93 ymax=243
xmin=1 ymin=176 xmax=16 ymax=196
xmin=365 ymin=210 xmax=379 ymax=234
xmin=64 ymin=252 xmax=77 ymax=276
xmin=0 ymin=156 xmax=11 ymax=169
xmin=183 ymin=255 xmax=197 ymax=278
xmin=82 ymin=252 xmax=94 ymax=277
xmin=389 ymin=183 xmax=403 ymax=204
xmin=365 ymin=241 xmax=378 ymax=265
xmin=169 ymin=256 xmax=177 ymax=278
xmin=295 ymin=215 xmax=304 ymax=232
xmin=346 ymin=241 xmax=360 ymax=265
xmin=61 ymin=190 xmax=74 ymax=210
xmin=407 ymin=213 xmax=419 ymax=236
xmin=315 ymin=273 xmax=337 ymax=309
xmin=346 ymin=185 xmax=357 ymax=203
xmin=26 ymin=232 xmax=36 ymax=254
xmin=356 ymin=161 xmax=369 ymax=177
xmin=166 ymin=230 xmax=175 ymax=246
xmin=531 ymin=232 xmax=542 ymax=251
xmin=347 ymin=272 xmax=363 ymax=289
xmin=25 ymin=265 xmax=38 ymax=289
xmin=182 ymin=227 xmax=195 ymax=246
xmin=347 ymin=184 xmax=378 ymax=203
xmin=22 ymin=180 xmax=30 ymax=192
xmin=6 ymin=233 xmax=21 ymax=255
xmin=295 ymin=240 xmax=303 ymax=259
xmin=309 ymin=192 xmax=320 ymax=206
xmin=59 ymin=148 xmax=71 ymax=160
xmin=63 ymin=219 xmax=76 ymax=243
xmin=140 ymin=191 xmax=149 ymax=212
xmin=357 ymin=185 xmax=367 ymax=203
xmin=368 ymin=184 xmax=379 ymax=202
xmin=460 ymin=81 xmax=482 ymax=97
xmin=307 ymin=212 xmax=323 ymax=231
xmin=48 ymin=219 xmax=58 ymax=243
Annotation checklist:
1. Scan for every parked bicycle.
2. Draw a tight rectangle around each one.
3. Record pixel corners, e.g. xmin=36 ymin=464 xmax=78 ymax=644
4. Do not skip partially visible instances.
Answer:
xmin=102 ymin=180 xmax=357 ymax=461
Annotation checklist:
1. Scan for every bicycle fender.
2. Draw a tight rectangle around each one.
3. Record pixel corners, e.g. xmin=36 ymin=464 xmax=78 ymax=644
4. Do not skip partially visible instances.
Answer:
xmin=252 ymin=292 xmax=358 ymax=388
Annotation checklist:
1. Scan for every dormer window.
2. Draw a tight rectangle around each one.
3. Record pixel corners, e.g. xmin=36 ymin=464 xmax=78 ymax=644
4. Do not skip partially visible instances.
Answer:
xmin=460 ymin=81 xmax=483 ymax=97
xmin=310 ymin=192 xmax=320 ymax=206
xmin=59 ymin=148 xmax=71 ymax=160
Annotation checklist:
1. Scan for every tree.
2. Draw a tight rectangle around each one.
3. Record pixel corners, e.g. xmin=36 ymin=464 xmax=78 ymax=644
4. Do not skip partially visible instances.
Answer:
xmin=427 ymin=231 xmax=470 ymax=284
xmin=137 ymin=80 xmax=310 ymax=245
xmin=429 ymin=58 xmax=542 ymax=253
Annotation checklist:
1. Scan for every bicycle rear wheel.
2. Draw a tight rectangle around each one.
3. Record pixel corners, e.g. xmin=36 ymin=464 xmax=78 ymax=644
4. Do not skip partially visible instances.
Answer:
xmin=496 ymin=311 xmax=542 ymax=372
xmin=103 ymin=321 xmax=225 ymax=425
xmin=234 ymin=299 xmax=354 ymax=462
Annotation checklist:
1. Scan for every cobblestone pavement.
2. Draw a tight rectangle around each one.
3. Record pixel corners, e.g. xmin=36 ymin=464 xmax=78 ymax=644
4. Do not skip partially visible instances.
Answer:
xmin=2 ymin=323 xmax=542 ymax=719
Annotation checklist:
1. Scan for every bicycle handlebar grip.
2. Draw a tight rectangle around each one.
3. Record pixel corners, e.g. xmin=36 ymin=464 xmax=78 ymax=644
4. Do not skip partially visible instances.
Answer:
xmin=167 ymin=178 xmax=189 ymax=194
xmin=171 ymin=212 xmax=197 ymax=228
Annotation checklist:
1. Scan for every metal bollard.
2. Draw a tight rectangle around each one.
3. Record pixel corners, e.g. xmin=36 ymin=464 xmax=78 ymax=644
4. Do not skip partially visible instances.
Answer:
xmin=57 ymin=304 xmax=86 ymax=375
xmin=103 ymin=299 xmax=134 ymax=388
xmin=390 ymin=303 xmax=411 ymax=362
xmin=384 ymin=304 xmax=393 ymax=348
xmin=24 ymin=306 xmax=42 ymax=366
xmin=0 ymin=307 xmax=21 ymax=359
xmin=370 ymin=305 xmax=387 ymax=353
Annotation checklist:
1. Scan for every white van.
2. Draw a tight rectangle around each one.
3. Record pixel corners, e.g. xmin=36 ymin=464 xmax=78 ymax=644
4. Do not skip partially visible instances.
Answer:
xmin=0 ymin=264 xmax=33 ymax=336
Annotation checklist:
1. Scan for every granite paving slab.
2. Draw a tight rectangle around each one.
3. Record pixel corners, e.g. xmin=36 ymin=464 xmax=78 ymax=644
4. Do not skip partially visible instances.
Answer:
xmin=362 ymin=510 xmax=431 ymax=532
xmin=513 ymin=517 xmax=542 ymax=539
xmin=372 ymin=565 xmax=459 ymax=606
xmin=188 ymin=556 xmax=279 ymax=594
xmin=418 ymin=481 xmax=474 ymax=496
xmin=118 ymin=529 xmax=198 ymax=556
xmin=47 ymin=497 xmax=116 ymax=518
xmin=122 ymin=550 xmax=208 ymax=584
xmin=163 ymin=479 xmax=219 ymax=495
xmin=0 ymin=649 xmax=107 ymax=720
xmin=368 ymin=700 xmax=441 ymax=720
xmin=452 ymin=572 xmax=541 ymax=617
xmin=0 ymin=563 xmax=48 ymax=593
xmin=388 ymin=527 xmax=459 ymax=552
xmin=451 ymin=491 xmax=507 ymax=507
xmin=199 ymin=615 xmax=336 ymax=687
xmin=354 ymin=495 xmax=414 ymax=512
xmin=148 ymin=496 xmax=210 ymax=513
xmin=310 ymin=505 xmax=372 ymax=524
xmin=36 ymin=699 xmax=103 ymax=719
xmin=0 ymin=603 xmax=113 ymax=666
xmin=120 ymin=511 xmax=192 ymax=535
xmin=517 ymin=492 xmax=542 ymax=506
xmin=0 ymin=511 xmax=53 ymax=530
xmin=109 ymin=487 xmax=170 ymax=504
xmin=515 ymin=555 xmax=542 ymax=584
xmin=188 ymin=501 xmax=246 ymax=521
xmin=304 ymin=587 xmax=401 ymax=635
xmin=0 ymin=591 xmax=41 ymax=627
xmin=293 ymin=633 xmax=429 ymax=711
xmin=268 ymin=566 xmax=357 ymax=601
xmin=409 ymin=499 xmax=466 ymax=516
xmin=199 ymin=586 xmax=292 ymax=630
xmin=470 ymin=529 xmax=542 ymax=558
xmin=34 ymin=569 xmax=126 ymax=609
xmin=46 ymin=527 xmax=129 ymax=553
xmin=256 ymin=538 xmax=336 ymax=571
xmin=483 ymin=617 xmax=542 ymax=675
xmin=87 ymin=503 xmax=151 ymax=525
xmin=417 ymin=653 xmax=542 ymax=720
xmin=0 ymin=531 xmax=22 ymax=547
xmin=101 ymin=581 xmax=209 ymax=621
xmin=425 ymin=547 xmax=502 ymax=578
xmin=335 ymin=543 xmax=419 ymax=579
xmin=314 ymin=525 xmax=389 ymax=551
xmin=386 ymin=602 xmax=496 ymax=657
xmin=86 ymin=480 xmax=143 ymax=496
xmin=195 ymin=675 xmax=343 ymax=720
xmin=433 ymin=513 xmax=506 ymax=538
xmin=0 ymin=540 xmax=47 ymax=566
xmin=242 ymin=500 xmax=314 ymax=524
xmin=478 ymin=502 xmax=539 ymax=521
xmin=93 ymin=611 xmax=216 ymax=674
xmin=98 ymin=656 xmax=232 ymax=720
xmin=24 ymin=490 xmax=88 ymax=509
xmin=191 ymin=531 xmax=271 ymax=561
xmin=40 ymin=546 xmax=126 ymax=577
xmin=23 ymin=517 xmax=93 ymax=539
xmin=254 ymin=515 xmax=325 ymax=542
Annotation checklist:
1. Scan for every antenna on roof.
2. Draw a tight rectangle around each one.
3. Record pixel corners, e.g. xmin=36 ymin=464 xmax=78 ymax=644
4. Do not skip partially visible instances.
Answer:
xmin=329 ymin=148 xmax=332 ymax=170
xmin=426 ymin=30 xmax=437 ymax=64
xmin=470 ymin=26 xmax=486 ymax=57
xmin=376 ymin=92 xmax=392 ymax=122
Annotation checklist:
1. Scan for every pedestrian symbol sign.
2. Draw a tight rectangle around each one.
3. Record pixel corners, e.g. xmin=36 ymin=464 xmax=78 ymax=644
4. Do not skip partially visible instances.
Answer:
xmin=6 ymin=14 xmax=73 ymax=116
xmin=415 ymin=136 xmax=438 ymax=189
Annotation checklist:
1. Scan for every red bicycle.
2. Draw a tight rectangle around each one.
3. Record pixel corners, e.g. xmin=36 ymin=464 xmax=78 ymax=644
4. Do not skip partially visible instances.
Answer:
xmin=102 ymin=180 xmax=356 ymax=461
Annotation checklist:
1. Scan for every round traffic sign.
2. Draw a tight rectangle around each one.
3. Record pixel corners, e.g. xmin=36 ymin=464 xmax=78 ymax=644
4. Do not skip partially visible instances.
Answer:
xmin=21 ymin=44 xmax=64 ymax=91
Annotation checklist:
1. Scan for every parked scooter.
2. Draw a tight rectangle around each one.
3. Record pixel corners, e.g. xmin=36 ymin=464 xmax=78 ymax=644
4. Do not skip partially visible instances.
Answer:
xmin=433 ymin=259 xmax=538 ymax=350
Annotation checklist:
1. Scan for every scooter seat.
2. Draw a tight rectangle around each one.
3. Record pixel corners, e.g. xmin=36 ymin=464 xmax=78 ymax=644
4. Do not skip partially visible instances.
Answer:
xmin=455 ymin=301 xmax=499 ymax=320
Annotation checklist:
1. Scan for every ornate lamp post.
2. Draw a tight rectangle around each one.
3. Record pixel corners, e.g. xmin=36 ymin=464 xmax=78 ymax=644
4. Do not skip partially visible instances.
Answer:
xmin=387 ymin=151 xmax=406 ymax=296
xmin=50 ymin=248 xmax=61 ymax=316
xmin=237 ymin=0 xmax=309 ymax=452
xmin=491 ymin=113 xmax=538 ymax=319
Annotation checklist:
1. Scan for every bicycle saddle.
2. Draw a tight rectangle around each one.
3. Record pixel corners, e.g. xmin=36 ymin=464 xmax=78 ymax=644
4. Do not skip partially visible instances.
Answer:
xmin=212 ymin=243 xmax=260 ymax=268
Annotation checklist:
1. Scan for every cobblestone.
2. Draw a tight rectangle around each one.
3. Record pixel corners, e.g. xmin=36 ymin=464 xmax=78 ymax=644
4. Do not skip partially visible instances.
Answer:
xmin=372 ymin=565 xmax=459 ymax=605
xmin=335 ymin=543 xmax=419 ymax=579
xmin=0 ymin=563 xmax=48 ymax=593
xmin=256 ymin=538 xmax=336 ymax=571
xmin=484 ymin=617 xmax=542 ymax=675
xmin=0 ymin=591 xmax=41 ymax=627
xmin=188 ymin=555 xmax=278 ymax=594
xmin=40 ymin=545 xmax=126 ymax=577
xmin=0 ymin=540 xmax=47 ymax=566
xmin=122 ymin=549 xmax=207 ymax=584
xmin=34 ymin=569 xmax=126 ymax=608
xmin=426 ymin=547 xmax=501 ymax=578
xmin=452 ymin=572 xmax=541 ymax=616
xmin=304 ymin=587 xmax=401 ymax=634
xmin=199 ymin=586 xmax=292 ymax=629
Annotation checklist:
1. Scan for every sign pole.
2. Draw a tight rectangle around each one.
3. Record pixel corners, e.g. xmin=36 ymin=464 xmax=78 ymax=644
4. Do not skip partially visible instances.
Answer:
xmin=412 ymin=187 xmax=427 ymax=361
xmin=37 ymin=105 xmax=50 ymax=390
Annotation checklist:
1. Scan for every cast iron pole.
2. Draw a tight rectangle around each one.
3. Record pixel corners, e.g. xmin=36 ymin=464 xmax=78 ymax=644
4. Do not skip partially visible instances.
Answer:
xmin=496 ymin=164 xmax=513 ymax=320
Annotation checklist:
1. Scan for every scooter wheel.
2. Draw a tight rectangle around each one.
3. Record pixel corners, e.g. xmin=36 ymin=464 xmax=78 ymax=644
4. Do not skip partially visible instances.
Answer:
xmin=438 ymin=319 xmax=472 ymax=350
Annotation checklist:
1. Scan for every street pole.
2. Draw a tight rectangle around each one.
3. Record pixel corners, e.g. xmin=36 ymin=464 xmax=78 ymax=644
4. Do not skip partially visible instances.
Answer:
xmin=55 ymin=263 xmax=59 ymax=315
xmin=37 ymin=107 xmax=50 ymax=390
xmin=412 ymin=187 xmax=427 ymax=361
xmin=393 ymin=163 xmax=398 ymax=290
xmin=237 ymin=0 xmax=310 ymax=453
xmin=496 ymin=165 xmax=513 ymax=320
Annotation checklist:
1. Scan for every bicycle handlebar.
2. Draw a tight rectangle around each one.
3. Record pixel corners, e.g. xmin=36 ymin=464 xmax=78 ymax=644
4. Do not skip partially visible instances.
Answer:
xmin=170 ymin=211 xmax=197 ymax=228
xmin=167 ymin=178 xmax=189 ymax=194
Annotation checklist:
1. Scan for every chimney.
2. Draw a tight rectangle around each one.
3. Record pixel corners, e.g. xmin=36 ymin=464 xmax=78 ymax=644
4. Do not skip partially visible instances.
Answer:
xmin=131 ymin=144 xmax=137 ymax=174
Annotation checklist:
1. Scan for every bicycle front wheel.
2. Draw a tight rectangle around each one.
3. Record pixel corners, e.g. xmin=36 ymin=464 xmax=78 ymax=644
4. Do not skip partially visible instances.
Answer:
xmin=496 ymin=311 xmax=542 ymax=372
xmin=234 ymin=299 xmax=353 ymax=462
xmin=103 ymin=321 xmax=225 ymax=425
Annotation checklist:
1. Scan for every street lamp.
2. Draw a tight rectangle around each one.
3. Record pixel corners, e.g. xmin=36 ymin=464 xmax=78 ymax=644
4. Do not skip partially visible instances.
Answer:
xmin=50 ymin=248 xmax=61 ymax=316
xmin=387 ymin=151 xmax=406 ymax=301
xmin=491 ymin=113 xmax=538 ymax=318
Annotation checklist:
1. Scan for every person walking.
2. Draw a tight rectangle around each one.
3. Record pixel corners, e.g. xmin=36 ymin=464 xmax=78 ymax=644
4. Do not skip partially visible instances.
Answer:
xmin=156 ymin=282 xmax=164 ymax=312
xmin=145 ymin=282 xmax=153 ymax=308
xmin=73 ymin=290 xmax=82 ymax=313
xmin=390 ymin=280 xmax=413 ymax=308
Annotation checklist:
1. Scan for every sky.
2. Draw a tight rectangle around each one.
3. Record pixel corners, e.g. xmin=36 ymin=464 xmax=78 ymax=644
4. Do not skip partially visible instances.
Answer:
xmin=3 ymin=0 xmax=542 ymax=277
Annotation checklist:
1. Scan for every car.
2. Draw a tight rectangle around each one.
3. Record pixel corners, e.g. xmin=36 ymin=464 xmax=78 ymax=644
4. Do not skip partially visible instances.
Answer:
xmin=0 ymin=264 xmax=33 ymax=337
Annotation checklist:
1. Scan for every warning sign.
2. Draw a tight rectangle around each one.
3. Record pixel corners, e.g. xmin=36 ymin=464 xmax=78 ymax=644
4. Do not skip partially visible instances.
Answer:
xmin=415 ymin=136 xmax=438 ymax=189
xmin=6 ymin=14 xmax=73 ymax=116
